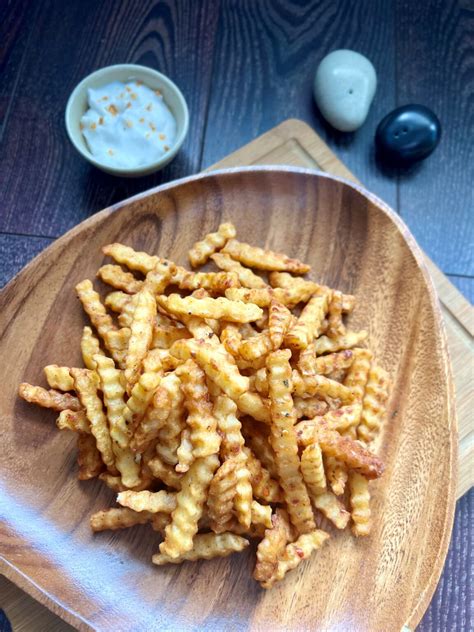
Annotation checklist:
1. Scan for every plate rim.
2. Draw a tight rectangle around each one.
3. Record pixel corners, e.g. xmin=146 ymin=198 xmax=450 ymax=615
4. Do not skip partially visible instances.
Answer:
xmin=0 ymin=166 xmax=458 ymax=631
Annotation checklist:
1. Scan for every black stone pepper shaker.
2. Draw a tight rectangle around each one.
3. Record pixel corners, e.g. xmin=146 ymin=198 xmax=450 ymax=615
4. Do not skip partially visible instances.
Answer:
xmin=375 ymin=105 xmax=441 ymax=165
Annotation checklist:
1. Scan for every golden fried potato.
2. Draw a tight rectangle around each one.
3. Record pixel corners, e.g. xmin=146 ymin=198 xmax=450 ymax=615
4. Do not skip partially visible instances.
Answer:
xmin=159 ymin=293 xmax=262 ymax=323
xmin=97 ymin=264 xmax=143 ymax=294
xmin=223 ymin=239 xmax=310 ymax=274
xmin=160 ymin=454 xmax=220 ymax=558
xmin=76 ymin=280 xmax=116 ymax=344
xmin=260 ymin=529 xmax=329 ymax=589
xmin=211 ymin=252 xmax=267 ymax=289
xmin=18 ymin=383 xmax=82 ymax=412
xmin=207 ymin=458 xmax=238 ymax=533
xmin=358 ymin=366 xmax=390 ymax=445
xmin=254 ymin=508 xmax=293 ymax=584
xmin=77 ymin=433 xmax=103 ymax=480
xmin=349 ymin=472 xmax=371 ymax=536
xmin=153 ymin=532 xmax=248 ymax=565
xmin=301 ymin=442 xmax=326 ymax=495
xmin=312 ymin=490 xmax=350 ymax=529
xmin=188 ymin=222 xmax=236 ymax=267
xmin=44 ymin=365 xmax=75 ymax=391
xmin=284 ymin=293 xmax=329 ymax=350
xmin=314 ymin=331 xmax=368 ymax=355
xmin=177 ymin=360 xmax=221 ymax=458
xmin=70 ymin=368 xmax=115 ymax=471
xmin=125 ymin=289 xmax=157 ymax=391
xmin=90 ymin=507 xmax=152 ymax=531
xmin=102 ymin=243 xmax=158 ymax=274
xmin=56 ymin=409 xmax=90 ymax=433
xmin=267 ymin=350 xmax=315 ymax=534
xmin=117 ymin=490 xmax=177 ymax=513
xmin=268 ymin=300 xmax=292 ymax=350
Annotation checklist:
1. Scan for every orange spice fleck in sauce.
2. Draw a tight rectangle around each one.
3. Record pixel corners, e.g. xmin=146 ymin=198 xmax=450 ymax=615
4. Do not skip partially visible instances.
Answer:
xmin=90 ymin=122 xmax=97 ymax=130
xmin=131 ymin=93 xmax=137 ymax=100
xmin=139 ymin=117 xmax=145 ymax=123
xmin=98 ymin=117 xmax=104 ymax=125
xmin=159 ymin=133 xmax=166 ymax=140
xmin=146 ymin=103 xmax=153 ymax=111
xmin=163 ymin=145 xmax=170 ymax=151
xmin=155 ymin=89 xmax=162 ymax=96
xmin=149 ymin=122 xmax=156 ymax=132
xmin=126 ymin=102 xmax=132 ymax=109
xmin=107 ymin=104 xmax=118 ymax=116
xmin=100 ymin=96 xmax=109 ymax=101
xmin=126 ymin=86 xmax=132 ymax=92
xmin=136 ymin=80 xmax=143 ymax=86
xmin=79 ymin=122 xmax=84 ymax=131
xmin=107 ymin=149 xmax=114 ymax=155
xmin=126 ymin=120 xmax=133 ymax=128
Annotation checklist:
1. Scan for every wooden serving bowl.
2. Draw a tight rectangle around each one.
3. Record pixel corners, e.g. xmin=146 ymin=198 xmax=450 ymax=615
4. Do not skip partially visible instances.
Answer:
xmin=0 ymin=167 xmax=456 ymax=631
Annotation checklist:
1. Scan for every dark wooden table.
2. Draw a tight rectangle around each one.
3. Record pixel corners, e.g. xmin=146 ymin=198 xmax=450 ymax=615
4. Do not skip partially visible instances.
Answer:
xmin=1 ymin=1 xmax=472 ymax=630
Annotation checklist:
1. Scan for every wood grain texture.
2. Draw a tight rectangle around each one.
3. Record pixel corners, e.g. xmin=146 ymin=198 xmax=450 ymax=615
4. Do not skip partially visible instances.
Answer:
xmin=448 ymin=275 xmax=474 ymax=304
xmin=211 ymin=119 xmax=473 ymax=499
xmin=0 ymin=234 xmax=53 ymax=288
xmin=0 ymin=168 xmax=456 ymax=631
xmin=0 ymin=0 xmax=36 ymax=135
xmin=395 ymin=0 xmax=474 ymax=276
xmin=0 ymin=0 xmax=220 ymax=238
xmin=202 ymin=0 xmax=398 ymax=208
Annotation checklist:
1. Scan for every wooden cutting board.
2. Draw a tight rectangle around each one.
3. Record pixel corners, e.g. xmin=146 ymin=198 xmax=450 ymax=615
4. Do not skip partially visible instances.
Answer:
xmin=209 ymin=119 xmax=474 ymax=500
xmin=2 ymin=119 xmax=471 ymax=632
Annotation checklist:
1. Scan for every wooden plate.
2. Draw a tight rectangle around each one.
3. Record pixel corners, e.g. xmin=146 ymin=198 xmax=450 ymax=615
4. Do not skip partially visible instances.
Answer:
xmin=0 ymin=167 xmax=456 ymax=632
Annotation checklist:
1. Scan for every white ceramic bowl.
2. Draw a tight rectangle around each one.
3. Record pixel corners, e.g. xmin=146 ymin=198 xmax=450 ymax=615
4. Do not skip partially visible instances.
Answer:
xmin=65 ymin=64 xmax=189 ymax=177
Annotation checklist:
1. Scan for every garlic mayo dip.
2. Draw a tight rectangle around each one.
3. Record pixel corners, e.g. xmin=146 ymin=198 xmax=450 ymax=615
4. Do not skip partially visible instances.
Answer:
xmin=80 ymin=80 xmax=177 ymax=168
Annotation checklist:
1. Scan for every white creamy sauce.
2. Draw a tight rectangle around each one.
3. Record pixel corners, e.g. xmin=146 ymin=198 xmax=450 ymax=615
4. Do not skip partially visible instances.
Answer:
xmin=80 ymin=80 xmax=177 ymax=168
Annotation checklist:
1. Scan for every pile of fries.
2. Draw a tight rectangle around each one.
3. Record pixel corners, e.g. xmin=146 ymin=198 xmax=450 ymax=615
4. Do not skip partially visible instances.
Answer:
xmin=19 ymin=222 xmax=390 ymax=588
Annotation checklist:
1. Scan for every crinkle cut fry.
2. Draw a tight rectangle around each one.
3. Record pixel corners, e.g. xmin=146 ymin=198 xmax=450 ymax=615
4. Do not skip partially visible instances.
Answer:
xmin=125 ymin=288 xmax=157 ymax=392
xmin=268 ymin=299 xmax=292 ymax=350
xmin=243 ymin=447 xmax=282 ymax=503
xmin=18 ymin=383 xmax=82 ymax=412
xmin=75 ymin=280 xmax=116 ymax=346
xmin=254 ymin=508 xmax=293 ymax=583
xmin=159 ymin=454 xmax=220 ymax=558
xmin=131 ymin=371 xmax=178 ymax=454
xmin=326 ymin=290 xmax=345 ymax=338
xmin=313 ymin=490 xmax=350 ymax=529
xmin=171 ymin=337 xmax=249 ymax=402
xmin=176 ymin=359 xmax=221 ymax=458
xmin=269 ymin=272 xmax=355 ymax=312
xmin=358 ymin=365 xmax=390 ymax=445
xmin=117 ymin=490 xmax=177 ymax=513
xmin=284 ymin=293 xmax=330 ymax=350
xmin=211 ymin=252 xmax=267 ymax=289
xmin=153 ymin=532 xmax=248 ymax=565
xmin=97 ymin=264 xmax=143 ymax=294
xmin=122 ymin=370 xmax=162 ymax=440
xmin=102 ymin=243 xmax=159 ymax=274
xmin=57 ymin=409 xmax=90 ymax=433
xmin=178 ymin=270 xmax=239 ymax=293
xmin=292 ymin=370 xmax=355 ymax=403
xmin=44 ymin=365 xmax=75 ymax=391
xmin=301 ymin=442 xmax=326 ymax=495
xmin=159 ymin=293 xmax=263 ymax=323
xmin=266 ymin=350 xmax=315 ymax=534
xmin=298 ymin=347 xmax=354 ymax=378
xmin=176 ymin=428 xmax=194 ymax=473
xmin=314 ymin=331 xmax=368 ymax=355
xmin=77 ymin=433 xmax=103 ymax=480
xmin=70 ymin=368 xmax=116 ymax=471
xmin=349 ymin=472 xmax=371 ymax=536
xmin=188 ymin=222 xmax=236 ymax=267
xmin=155 ymin=373 xmax=185 ymax=466
xmin=94 ymin=354 xmax=141 ymax=488
xmin=90 ymin=507 xmax=153 ymax=531
xmin=213 ymin=394 xmax=253 ymax=529
xmin=260 ymin=530 xmax=330 ymax=589
xmin=222 ymin=239 xmax=310 ymax=274
xmin=315 ymin=420 xmax=384 ymax=479
xmin=207 ymin=458 xmax=238 ymax=532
